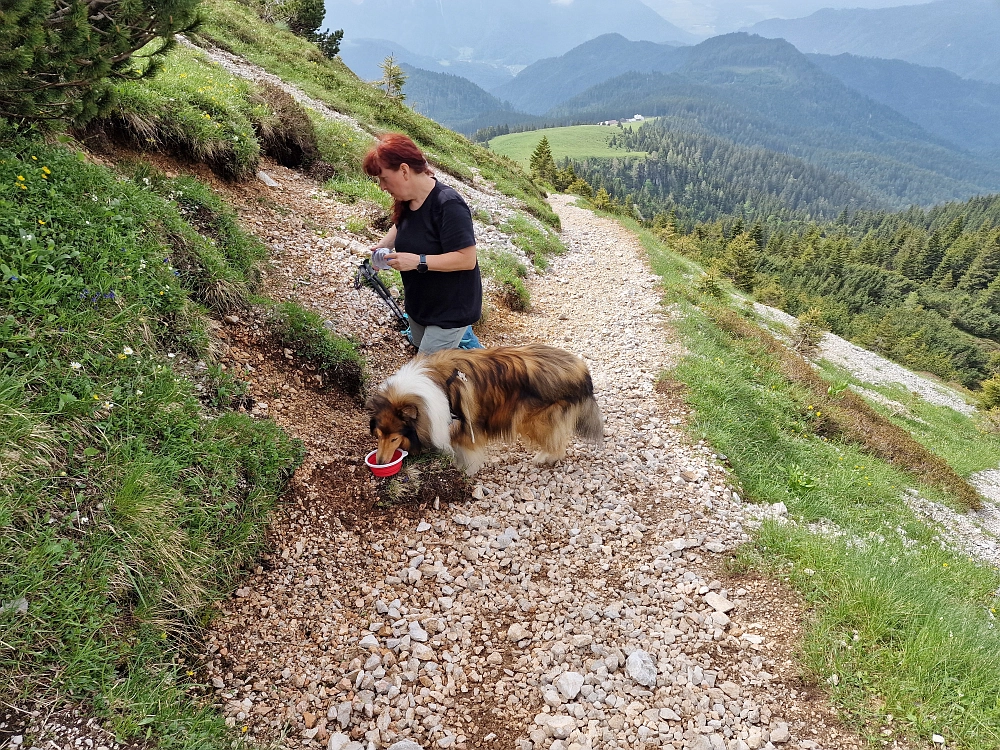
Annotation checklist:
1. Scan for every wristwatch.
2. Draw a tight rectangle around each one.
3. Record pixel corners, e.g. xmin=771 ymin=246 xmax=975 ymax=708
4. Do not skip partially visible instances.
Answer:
xmin=417 ymin=254 xmax=428 ymax=273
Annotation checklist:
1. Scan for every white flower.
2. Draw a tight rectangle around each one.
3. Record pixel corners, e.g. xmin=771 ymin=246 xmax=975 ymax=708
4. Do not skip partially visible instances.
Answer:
xmin=135 ymin=390 xmax=144 ymax=396
xmin=102 ymin=401 xmax=113 ymax=410
xmin=167 ymin=353 xmax=176 ymax=358
xmin=122 ymin=346 xmax=134 ymax=356
xmin=70 ymin=361 xmax=82 ymax=370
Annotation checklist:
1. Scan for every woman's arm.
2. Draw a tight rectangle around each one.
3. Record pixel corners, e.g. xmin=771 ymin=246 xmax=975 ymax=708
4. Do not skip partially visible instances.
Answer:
xmin=387 ymin=245 xmax=477 ymax=272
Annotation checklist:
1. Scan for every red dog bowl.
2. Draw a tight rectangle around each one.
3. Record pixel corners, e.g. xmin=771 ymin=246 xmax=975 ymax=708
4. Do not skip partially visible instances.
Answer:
xmin=365 ymin=449 xmax=407 ymax=477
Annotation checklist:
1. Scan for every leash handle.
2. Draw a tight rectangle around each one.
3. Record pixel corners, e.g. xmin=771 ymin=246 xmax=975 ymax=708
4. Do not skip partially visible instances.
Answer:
xmin=355 ymin=260 xmax=407 ymax=327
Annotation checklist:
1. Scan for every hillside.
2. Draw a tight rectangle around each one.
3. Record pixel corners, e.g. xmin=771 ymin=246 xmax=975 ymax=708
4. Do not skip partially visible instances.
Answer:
xmin=339 ymin=37 xmax=516 ymax=91
xmin=490 ymin=33 xmax=689 ymax=115
xmin=544 ymin=34 xmax=1000 ymax=207
xmin=401 ymin=64 xmax=522 ymax=132
xmin=807 ymin=52 xmax=1000 ymax=154
xmin=749 ymin=0 xmax=1000 ymax=84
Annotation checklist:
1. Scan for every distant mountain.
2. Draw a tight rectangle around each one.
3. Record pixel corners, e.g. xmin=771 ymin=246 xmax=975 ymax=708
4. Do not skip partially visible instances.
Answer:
xmin=490 ymin=34 xmax=689 ymax=115
xmin=749 ymin=0 xmax=1000 ymax=84
xmin=338 ymin=37 xmax=514 ymax=91
xmin=544 ymin=34 xmax=1000 ymax=207
xmin=323 ymin=0 xmax=695 ymax=70
xmin=808 ymin=53 xmax=1000 ymax=154
xmin=401 ymin=65 xmax=528 ymax=133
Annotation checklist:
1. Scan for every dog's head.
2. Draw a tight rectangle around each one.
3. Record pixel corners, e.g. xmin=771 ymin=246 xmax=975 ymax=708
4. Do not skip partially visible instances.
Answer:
xmin=365 ymin=392 xmax=424 ymax=465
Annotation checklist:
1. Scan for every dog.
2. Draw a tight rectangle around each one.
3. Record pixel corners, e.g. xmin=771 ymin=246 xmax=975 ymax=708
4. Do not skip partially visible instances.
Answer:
xmin=366 ymin=344 xmax=604 ymax=475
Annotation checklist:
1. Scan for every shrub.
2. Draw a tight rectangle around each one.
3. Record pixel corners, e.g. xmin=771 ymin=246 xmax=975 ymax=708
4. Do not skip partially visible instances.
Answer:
xmin=981 ymin=375 xmax=1000 ymax=411
xmin=794 ymin=307 xmax=827 ymax=352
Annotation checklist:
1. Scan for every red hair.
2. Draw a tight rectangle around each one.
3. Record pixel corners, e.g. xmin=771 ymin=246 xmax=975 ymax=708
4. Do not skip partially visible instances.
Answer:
xmin=363 ymin=133 xmax=434 ymax=225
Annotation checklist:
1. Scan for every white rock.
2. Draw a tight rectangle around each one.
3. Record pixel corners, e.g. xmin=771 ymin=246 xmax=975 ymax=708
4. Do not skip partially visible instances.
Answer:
xmin=625 ymin=649 xmax=657 ymax=687
xmin=507 ymin=623 xmax=532 ymax=642
xmin=387 ymin=742 xmax=425 ymax=750
xmin=257 ymin=170 xmax=279 ymax=187
xmin=358 ymin=634 xmax=379 ymax=649
xmin=547 ymin=715 xmax=576 ymax=740
xmin=328 ymin=733 xmax=351 ymax=750
xmin=553 ymin=671 xmax=585 ymax=700
xmin=704 ymin=592 xmax=735 ymax=613
xmin=932 ymin=736 xmax=946 ymax=745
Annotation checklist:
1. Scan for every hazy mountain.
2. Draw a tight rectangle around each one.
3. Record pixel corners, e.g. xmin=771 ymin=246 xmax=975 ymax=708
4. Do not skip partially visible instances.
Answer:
xmin=401 ymin=64 xmax=526 ymax=132
xmin=338 ymin=37 xmax=514 ymax=90
xmin=490 ymin=34 xmax=690 ymax=115
xmin=544 ymin=34 xmax=1000 ymax=206
xmin=808 ymin=53 xmax=1000 ymax=154
xmin=749 ymin=0 xmax=1000 ymax=84
xmin=323 ymin=0 xmax=695 ymax=71
xmin=638 ymin=0 xmax=910 ymax=37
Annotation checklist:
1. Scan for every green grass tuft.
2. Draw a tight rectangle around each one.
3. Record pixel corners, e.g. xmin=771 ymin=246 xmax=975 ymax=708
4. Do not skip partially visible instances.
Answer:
xmin=502 ymin=214 xmax=566 ymax=271
xmin=482 ymin=249 xmax=530 ymax=312
xmin=269 ymin=301 xmax=366 ymax=394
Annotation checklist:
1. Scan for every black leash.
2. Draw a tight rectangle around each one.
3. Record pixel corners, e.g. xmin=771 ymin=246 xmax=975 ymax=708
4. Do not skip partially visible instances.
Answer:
xmin=354 ymin=259 xmax=407 ymax=328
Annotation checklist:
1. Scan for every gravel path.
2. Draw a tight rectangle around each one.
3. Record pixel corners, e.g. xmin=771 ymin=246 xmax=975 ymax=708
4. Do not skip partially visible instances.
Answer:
xmin=204 ymin=194 xmax=873 ymax=750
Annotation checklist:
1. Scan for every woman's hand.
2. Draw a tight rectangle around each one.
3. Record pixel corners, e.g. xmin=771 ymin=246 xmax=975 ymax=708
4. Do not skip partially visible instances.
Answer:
xmin=385 ymin=252 xmax=418 ymax=272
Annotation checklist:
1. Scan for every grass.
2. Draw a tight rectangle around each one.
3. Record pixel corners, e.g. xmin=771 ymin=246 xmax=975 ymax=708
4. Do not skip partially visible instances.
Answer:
xmin=325 ymin=172 xmax=392 ymax=209
xmin=502 ymin=214 xmax=566 ymax=271
xmin=488 ymin=124 xmax=650 ymax=166
xmin=613 ymin=214 xmax=1000 ymax=749
xmin=268 ymin=301 xmax=366 ymax=395
xmin=0 ymin=130 xmax=304 ymax=747
xmin=481 ymin=249 xmax=530 ymax=312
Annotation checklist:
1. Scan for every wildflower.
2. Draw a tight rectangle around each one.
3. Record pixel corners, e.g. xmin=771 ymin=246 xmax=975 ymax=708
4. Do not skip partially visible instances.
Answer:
xmin=38 ymin=219 xmax=45 ymax=225
xmin=16 ymin=175 xmax=24 ymax=181
xmin=18 ymin=184 xmax=25 ymax=190
xmin=167 ymin=353 xmax=176 ymax=358
xmin=92 ymin=394 xmax=99 ymax=400
xmin=31 ymin=156 xmax=36 ymax=161
xmin=117 ymin=353 xmax=127 ymax=360
xmin=102 ymin=401 xmax=113 ymax=409
xmin=123 ymin=346 xmax=134 ymax=356
xmin=70 ymin=361 xmax=82 ymax=370
xmin=136 ymin=390 xmax=143 ymax=396
xmin=41 ymin=166 xmax=50 ymax=175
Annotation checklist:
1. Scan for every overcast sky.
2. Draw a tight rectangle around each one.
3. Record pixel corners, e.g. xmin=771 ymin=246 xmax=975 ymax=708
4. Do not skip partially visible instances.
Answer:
xmin=638 ymin=0 xmax=929 ymax=36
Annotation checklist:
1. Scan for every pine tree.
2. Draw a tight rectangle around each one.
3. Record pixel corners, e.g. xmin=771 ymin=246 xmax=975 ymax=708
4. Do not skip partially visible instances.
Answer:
xmin=0 ymin=0 xmax=200 ymax=127
xmin=723 ymin=232 xmax=759 ymax=292
xmin=377 ymin=55 xmax=407 ymax=100
xmin=958 ymin=231 xmax=1000 ymax=292
xmin=288 ymin=0 xmax=325 ymax=36
xmin=529 ymin=136 xmax=557 ymax=184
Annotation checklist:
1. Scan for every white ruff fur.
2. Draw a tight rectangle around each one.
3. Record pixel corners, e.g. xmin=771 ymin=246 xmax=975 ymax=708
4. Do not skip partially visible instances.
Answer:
xmin=381 ymin=360 xmax=453 ymax=456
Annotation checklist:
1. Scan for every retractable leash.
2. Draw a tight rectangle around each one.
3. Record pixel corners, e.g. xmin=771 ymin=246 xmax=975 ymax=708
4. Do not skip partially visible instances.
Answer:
xmin=354 ymin=259 xmax=407 ymax=328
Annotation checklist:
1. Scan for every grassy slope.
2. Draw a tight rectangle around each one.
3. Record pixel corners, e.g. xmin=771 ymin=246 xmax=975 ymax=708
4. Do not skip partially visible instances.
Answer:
xmin=0 ymin=135 xmax=306 ymax=747
xmin=489 ymin=123 xmax=650 ymax=166
xmin=194 ymin=0 xmax=560 ymax=228
xmin=607 ymin=211 xmax=1000 ymax=749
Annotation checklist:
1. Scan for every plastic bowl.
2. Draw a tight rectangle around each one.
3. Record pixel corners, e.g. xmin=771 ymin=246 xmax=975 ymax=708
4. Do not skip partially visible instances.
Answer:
xmin=365 ymin=448 xmax=407 ymax=477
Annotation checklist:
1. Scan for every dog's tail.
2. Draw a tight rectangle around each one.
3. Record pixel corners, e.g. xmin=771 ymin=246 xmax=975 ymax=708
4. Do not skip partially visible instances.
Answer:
xmin=576 ymin=396 xmax=605 ymax=445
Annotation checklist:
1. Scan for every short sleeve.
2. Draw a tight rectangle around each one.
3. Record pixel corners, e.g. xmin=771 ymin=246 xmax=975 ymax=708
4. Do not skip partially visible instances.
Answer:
xmin=437 ymin=196 xmax=477 ymax=253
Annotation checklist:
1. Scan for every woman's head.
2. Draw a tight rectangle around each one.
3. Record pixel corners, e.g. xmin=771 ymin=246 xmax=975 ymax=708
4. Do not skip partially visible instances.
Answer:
xmin=363 ymin=134 xmax=434 ymax=223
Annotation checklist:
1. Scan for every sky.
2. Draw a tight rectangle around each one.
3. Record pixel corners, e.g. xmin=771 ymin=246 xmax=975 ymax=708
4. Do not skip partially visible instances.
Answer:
xmin=638 ymin=0 xmax=929 ymax=36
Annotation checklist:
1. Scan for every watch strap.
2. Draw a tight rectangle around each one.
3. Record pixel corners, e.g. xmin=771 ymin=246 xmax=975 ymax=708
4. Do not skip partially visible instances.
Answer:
xmin=418 ymin=254 xmax=428 ymax=272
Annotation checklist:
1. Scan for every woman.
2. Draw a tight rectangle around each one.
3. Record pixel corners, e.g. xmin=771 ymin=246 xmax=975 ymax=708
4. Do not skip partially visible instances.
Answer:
xmin=364 ymin=133 xmax=482 ymax=354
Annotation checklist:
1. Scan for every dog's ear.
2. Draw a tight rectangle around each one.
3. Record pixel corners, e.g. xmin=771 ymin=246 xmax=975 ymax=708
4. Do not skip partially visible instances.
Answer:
xmin=399 ymin=403 xmax=418 ymax=421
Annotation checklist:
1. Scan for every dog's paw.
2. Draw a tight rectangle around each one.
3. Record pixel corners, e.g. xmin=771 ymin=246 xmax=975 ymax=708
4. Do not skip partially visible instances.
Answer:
xmin=532 ymin=451 xmax=563 ymax=465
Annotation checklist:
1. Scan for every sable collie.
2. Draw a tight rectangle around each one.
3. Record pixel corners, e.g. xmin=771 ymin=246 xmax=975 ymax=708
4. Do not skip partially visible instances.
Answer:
xmin=366 ymin=344 xmax=603 ymax=475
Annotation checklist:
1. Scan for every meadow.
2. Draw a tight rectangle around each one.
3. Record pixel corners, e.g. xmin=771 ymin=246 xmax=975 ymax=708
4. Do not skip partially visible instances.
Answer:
xmin=489 ymin=122 xmax=652 ymax=166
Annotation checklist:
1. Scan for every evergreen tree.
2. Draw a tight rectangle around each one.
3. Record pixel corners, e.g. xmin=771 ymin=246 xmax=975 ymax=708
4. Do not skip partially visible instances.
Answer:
xmin=958 ymin=232 xmax=1000 ymax=292
xmin=0 ymin=0 xmax=200 ymax=126
xmin=377 ymin=55 xmax=407 ymax=100
xmin=288 ymin=0 xmax=325 ymax=36
xmin=529 ymin=136 xmax=557 ymax=184
xmin=723 ymin=232 xmax=759 ymax=292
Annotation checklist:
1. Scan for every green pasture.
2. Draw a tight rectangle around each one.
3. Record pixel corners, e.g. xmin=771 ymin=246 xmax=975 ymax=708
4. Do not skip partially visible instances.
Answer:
xmin=489 ymin=123 xmax=651 ymax=166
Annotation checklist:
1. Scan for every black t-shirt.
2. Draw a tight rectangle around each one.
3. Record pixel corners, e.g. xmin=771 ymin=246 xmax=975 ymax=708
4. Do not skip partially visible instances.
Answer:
xmin=395 ymin=180 xmax=482 ymax=328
